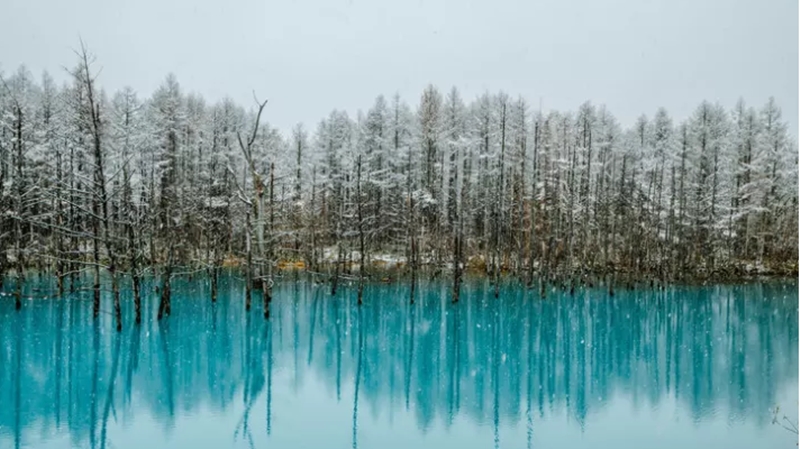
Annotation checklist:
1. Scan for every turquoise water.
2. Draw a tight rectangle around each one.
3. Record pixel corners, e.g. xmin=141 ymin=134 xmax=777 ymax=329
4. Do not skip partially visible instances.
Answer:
xmin=0 ymin=276 xmax=797 ymax=449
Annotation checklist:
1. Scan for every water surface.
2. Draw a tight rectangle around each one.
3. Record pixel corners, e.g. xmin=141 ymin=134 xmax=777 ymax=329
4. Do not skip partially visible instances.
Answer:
xmin=0 ymin=277 xmax=797 ymax=448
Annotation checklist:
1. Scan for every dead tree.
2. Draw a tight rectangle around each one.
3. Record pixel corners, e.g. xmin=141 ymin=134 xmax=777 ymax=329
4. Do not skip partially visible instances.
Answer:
xmin=75 ymin=42 xmax=122 ymax=331
xmin=236 ymin=94 xmax=270 ymax=317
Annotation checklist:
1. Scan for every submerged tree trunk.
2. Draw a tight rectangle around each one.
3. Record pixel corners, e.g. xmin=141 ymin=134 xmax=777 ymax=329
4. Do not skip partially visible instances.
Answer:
xmin=112 ymin=272 xmax=121 ymax=331
xmin=14 ymin=253 xmax=23 ymax=311
xmin=452 ymin=231 xmax=462 ymax=303
xmin=245 ymin=208 xmax=253 ymax=311
xmin=128 ymin=222 xmax=142 ymax=325
xmin=158 ymin=243 xmax=174 ymax=320
xmin=210 ymin=265 xmax=220 ymax=303
xmin=92 ymin=221 xmax=101 ymax=318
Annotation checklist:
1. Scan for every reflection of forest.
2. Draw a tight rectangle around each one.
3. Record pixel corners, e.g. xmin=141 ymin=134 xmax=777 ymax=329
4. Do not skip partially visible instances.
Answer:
xmin=0 ymin=277 xmax=797 ymax=448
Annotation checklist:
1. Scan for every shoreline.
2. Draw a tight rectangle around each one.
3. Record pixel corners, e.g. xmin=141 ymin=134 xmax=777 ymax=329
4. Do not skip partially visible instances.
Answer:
xmin=5 ymin=260 xmax=796 ymax=292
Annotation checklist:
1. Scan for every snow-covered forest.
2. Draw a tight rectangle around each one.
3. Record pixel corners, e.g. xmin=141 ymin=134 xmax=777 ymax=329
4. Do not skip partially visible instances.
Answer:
xmin=1 ymin=48 xmax=797 ymax=321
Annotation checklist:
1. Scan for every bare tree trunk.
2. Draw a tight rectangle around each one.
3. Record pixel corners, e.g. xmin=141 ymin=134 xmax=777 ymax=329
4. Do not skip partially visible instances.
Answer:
xmin=407 ymin=138 xmax=417 ymax=304
xmin=332 ymin=196 xmax=344 ymax=296
xmin=357 ymin=155 xmax=365 ymax=305
xmin=264 ymin=163 xmax=275 ymax=319
xmin=14 ymin=224 xmax=23 ymax=311
xmin=309 ymin=166 xmax=318 ymax=272
xmin=452 ymin=228 xmax=462 ymax=303
xmin=55 ymin=147 xmax=65 ymax=297
xmin=92 ymin=220 xmax=101 ymax=317
xmin=245 ymin=208 xmax=253 ymax=311
xmin=527 ymin=118 xmax=539 ymax=287
xmin=452 ymin=134 xmax=464 ymax=303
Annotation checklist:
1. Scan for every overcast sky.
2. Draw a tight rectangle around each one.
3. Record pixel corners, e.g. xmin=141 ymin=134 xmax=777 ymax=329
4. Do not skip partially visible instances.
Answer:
xmin=1 ymin=0 xmax=797 ymax=137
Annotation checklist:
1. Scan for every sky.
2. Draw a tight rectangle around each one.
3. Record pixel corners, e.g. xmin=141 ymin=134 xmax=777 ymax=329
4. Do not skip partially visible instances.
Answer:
xmin=1 ymin=0 xmax=797 ymax=137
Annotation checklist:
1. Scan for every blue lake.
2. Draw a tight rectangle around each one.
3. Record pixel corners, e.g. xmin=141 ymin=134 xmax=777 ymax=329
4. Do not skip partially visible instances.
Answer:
xmin=0 ymin=276 xmax=797 ymax=448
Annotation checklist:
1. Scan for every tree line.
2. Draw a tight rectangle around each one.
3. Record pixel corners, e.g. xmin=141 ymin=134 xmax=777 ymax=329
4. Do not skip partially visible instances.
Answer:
xmin=1 ymin=46 xmax=797 ymax=325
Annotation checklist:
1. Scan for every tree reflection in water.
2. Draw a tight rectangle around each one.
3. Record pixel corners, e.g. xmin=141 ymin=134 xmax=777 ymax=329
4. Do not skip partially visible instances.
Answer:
xmin=0 ymin=275 xmax=796 ymax=448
